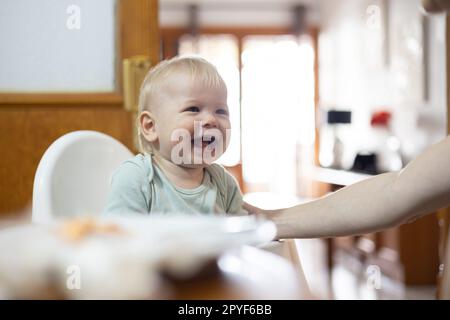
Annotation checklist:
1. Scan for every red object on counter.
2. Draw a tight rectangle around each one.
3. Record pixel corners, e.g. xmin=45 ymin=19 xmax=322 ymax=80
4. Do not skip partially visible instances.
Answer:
xmin=371 ymin=110 xmax=391 ymax=127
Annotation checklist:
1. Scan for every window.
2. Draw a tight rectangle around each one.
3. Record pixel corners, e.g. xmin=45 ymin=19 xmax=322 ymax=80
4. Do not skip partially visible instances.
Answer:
xmin=241 ymin=35 xmax=315 ymax=194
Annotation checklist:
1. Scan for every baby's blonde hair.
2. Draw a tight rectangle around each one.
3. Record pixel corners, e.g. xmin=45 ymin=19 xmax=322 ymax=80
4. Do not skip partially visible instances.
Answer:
xmin=137 ymin=55 xmax=226 ymax=154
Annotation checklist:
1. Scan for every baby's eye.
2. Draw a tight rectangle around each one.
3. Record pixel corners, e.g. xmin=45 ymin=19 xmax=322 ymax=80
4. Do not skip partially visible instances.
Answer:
xmin=184 ymin=106 xmax=200 ymax=112
xmin=216 ymin=108 xmax=229 ymax=116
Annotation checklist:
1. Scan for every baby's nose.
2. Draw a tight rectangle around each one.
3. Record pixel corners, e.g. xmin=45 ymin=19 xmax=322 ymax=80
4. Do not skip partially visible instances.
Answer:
xmin=202 ymin=113 xmax=218 ymax=128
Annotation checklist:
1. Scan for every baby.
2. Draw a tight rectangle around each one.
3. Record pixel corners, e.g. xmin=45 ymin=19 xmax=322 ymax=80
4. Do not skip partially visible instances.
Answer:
xmin=104 ymin=56 xmax=247 ymax=216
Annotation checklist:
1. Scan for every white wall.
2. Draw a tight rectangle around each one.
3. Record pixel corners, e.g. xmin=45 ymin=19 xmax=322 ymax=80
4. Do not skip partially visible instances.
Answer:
xmin=0 ymin=0 xmax=116 ymax=92
xmin=160 ymin=0 xmax=319 ymax=28
xmin=317 ymin=0 xmax=447 ymax=160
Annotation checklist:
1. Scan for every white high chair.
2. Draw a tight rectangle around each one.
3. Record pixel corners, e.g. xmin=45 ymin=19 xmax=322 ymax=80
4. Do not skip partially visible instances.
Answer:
xmin=32 ymin=130 xmax=134 ymax=223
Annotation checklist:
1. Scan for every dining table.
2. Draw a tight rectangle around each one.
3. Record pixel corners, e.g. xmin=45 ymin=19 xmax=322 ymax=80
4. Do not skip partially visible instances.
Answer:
xmin=0 ymin=217 xmax=312 ymax=300
xmin=171 ymin=243 xmax=312 ymax=299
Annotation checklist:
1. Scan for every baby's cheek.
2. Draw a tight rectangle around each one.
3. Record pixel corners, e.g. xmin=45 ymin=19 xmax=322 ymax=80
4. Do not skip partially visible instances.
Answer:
xmin=167 ymin=124 xmax=193 ymax=140
xmin=167 ymin=131 xmax=191 ymax=154
xmin=217 ymin=118 xmax=230 ymax=130
xmin=221 ymin=123 xmax=232 ymax=143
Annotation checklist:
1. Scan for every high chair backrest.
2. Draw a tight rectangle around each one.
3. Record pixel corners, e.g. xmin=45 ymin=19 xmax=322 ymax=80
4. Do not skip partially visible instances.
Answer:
xmin=32 ymin=130 xmax=134 ymax=223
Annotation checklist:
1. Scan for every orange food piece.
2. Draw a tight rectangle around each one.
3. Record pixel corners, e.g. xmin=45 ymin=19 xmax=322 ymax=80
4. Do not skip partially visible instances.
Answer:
xmin=59 ymin=217 xmax=124 ymax=242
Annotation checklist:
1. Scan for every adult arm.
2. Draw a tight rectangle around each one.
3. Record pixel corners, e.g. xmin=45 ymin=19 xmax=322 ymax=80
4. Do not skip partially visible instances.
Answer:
xmin=245 ymin=136 xmax=450 ymax=239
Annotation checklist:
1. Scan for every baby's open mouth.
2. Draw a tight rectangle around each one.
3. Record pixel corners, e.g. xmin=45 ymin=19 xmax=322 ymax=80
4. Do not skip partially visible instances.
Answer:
xmin=191 ymin=136 xmax=216 ymax=147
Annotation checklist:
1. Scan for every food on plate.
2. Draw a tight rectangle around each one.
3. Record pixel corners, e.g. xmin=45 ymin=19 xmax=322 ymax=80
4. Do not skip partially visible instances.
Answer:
xmin=58 ymin=217 xmax=125 ymax=242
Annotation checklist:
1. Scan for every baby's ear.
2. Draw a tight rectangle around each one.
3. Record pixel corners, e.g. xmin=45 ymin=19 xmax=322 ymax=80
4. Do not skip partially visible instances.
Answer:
xmin=139 ymin=111 xmax=158 ymax=142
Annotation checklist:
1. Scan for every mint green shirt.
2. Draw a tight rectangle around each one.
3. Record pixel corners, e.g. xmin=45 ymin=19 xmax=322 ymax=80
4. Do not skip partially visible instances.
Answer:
xmin=103 ymin=154 xmax=247 ymax=216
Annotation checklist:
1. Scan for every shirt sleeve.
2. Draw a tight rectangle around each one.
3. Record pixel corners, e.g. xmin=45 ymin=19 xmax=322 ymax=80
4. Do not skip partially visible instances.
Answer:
xmin=103 ymin=160 xmax=151 ymax=215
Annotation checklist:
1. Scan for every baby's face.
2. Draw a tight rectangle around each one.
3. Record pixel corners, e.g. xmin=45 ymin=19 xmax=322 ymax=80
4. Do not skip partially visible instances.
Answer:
xmin=151 ymin=73 xmax=231 ymax=167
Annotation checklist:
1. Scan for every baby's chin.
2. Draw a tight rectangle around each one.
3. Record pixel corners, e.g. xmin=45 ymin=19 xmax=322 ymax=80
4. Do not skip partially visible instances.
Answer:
xmin=175 ymin=155 xmax=221 ymax=168
xmin=169 ymin=145 xmax=226 ymax=168
xmin=176 ymin=163 xmax=209 ymax=169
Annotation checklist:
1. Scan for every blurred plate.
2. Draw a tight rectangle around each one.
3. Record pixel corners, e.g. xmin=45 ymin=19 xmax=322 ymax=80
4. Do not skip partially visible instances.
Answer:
xmin=0 ymin=214 xmax=276 ymax=299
